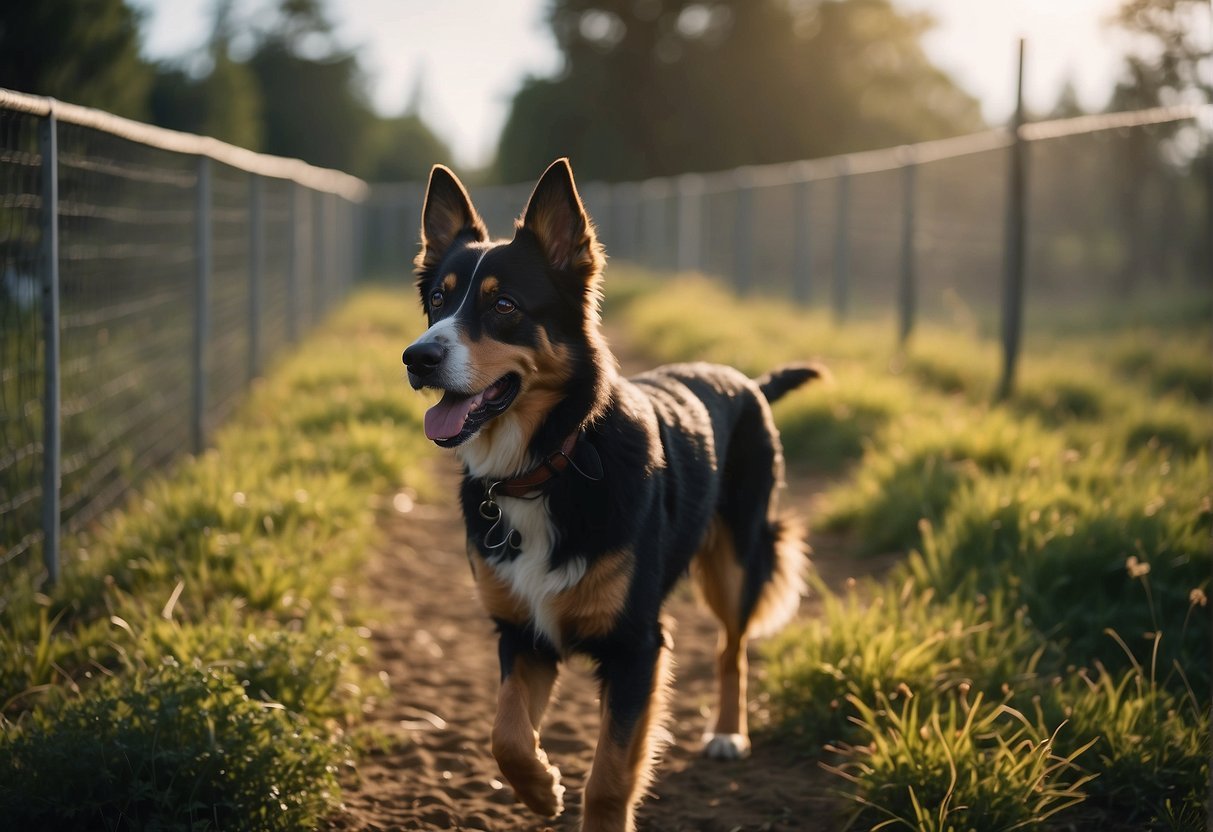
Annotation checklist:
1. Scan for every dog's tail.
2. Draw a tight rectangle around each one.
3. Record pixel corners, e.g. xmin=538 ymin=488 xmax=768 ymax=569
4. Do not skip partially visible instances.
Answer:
xmin=754 ymin=362 xmax=829 ymax=404
xmin=742 ymin=514 xmax=809 ymax=639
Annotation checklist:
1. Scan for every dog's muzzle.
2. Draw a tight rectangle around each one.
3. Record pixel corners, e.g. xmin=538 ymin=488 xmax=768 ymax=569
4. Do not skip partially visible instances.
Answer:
xmin=402 ymin=341 xmax=446 ymax=390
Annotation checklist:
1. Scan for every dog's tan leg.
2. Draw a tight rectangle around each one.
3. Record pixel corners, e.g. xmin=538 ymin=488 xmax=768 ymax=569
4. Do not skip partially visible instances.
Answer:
xmin=491 ymin=653 xmax=564 ymax=817
xmin=693 ymin=519 xmax=753 ymax=759
xmin=582 ymin=630 xmax=672 ymax=832
xmin=706 ymin=628 xmax=750 ymax=759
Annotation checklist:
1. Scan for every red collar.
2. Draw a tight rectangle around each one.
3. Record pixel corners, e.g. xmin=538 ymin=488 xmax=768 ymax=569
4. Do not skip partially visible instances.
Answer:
xmin=492 ymin=432 xmax=580 ymax=498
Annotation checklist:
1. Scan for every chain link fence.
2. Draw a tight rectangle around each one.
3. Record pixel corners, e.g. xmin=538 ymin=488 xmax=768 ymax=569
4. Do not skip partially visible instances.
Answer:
xmin=364 ymin=103 xmax=1210 ymax=362
xmin=0 ymin=88 xmax=365 ymax=582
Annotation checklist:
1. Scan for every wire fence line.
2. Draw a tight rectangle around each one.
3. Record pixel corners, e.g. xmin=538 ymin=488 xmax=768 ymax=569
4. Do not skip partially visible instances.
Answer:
xmin=2 ymin=89 xmax=1208 ymax=587
xmin=0 ymin=88 xmax=365 ymax=582
xmin=366 ymin=100 xmax=1211 ymax=367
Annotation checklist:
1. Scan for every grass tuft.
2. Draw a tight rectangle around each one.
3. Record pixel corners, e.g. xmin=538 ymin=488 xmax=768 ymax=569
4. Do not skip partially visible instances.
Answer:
xmin=0 ymin=658 xmax=344 ymax=832
xmin=610 ymin=269 xmax=1210 ymax=828
xmin=0 ymin=283 xmax=429 ymax=829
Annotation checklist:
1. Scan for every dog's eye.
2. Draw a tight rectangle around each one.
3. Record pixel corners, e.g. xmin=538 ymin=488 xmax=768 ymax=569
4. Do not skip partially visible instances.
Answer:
xmin=429 ymin=290 xmax=444 ymax=309
xmin=494 ymin=296 xmax=517 ymax=315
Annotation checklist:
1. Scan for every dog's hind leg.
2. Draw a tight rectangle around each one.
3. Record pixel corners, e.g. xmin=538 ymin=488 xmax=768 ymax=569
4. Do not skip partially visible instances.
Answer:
xmin=491 ymin=630 xmax=565 ymax=818
xmin=583 ymin=623 xmax=673 ymax=832
xmin=693 ymin=518 xmax=753 ymax=760
xmin=695 ymin=394 xmax=808 ymax=760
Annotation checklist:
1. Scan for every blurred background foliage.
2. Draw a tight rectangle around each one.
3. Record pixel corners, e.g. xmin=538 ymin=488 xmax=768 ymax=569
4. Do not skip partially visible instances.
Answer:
xmin=496 ymin=0 xmax=987 ymax=181
xmin=0 ymin=0 xmax=1207 ymax=183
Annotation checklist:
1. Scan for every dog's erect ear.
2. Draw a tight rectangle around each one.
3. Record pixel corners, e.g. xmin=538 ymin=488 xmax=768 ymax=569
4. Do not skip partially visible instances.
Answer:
xmin=415 ymin=165 xmax=487 ymax=278
xmin=519 ymin=158 xmax=603 ymax=278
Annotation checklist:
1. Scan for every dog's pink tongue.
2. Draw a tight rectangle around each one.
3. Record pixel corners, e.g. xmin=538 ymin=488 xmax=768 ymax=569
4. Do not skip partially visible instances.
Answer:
xmin=424 ymin=392 xmax=479 ymax=441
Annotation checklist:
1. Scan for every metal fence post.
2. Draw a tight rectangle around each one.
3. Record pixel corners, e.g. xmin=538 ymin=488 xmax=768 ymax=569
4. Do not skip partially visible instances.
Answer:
xmin=38 ymin=110 xmax=61 ymax=584
xmin=832 ymin=159 xmax=851 ymax=321
xmin=248 ymin=173 xmax=263 ymax=380
xmin=327 ymin=192 xmax=338 ymax=306
xmin=192 ymin=156 xmax=211 ymax=454
xmin=792 ymin=176 xmax=812 ymax=304
xmin=998 ymin=39 xmax=1028 ymax=400
xmin=898 ymin=148 xmax=918 ymax=344
xmin=676 ymin=174 xmax=702 ymax=273
xmin=287 ymin=181 xmax=300 ymax=343
xmin=733 ymin=171 xmax=753 ymax=294
xmin=313 ymin=190 xmax=324 ymax=322
xmin=352 ymin=199 xmax=364 ymax=287
xmin=625 ymin=184 xmax=641 ymax=263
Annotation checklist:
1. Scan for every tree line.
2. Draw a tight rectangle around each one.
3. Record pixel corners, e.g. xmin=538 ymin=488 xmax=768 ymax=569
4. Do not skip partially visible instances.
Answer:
xmin=0 ymin=0 xmax=448 ymax=181
xmin=0 ymin=0 xmax=1206 ymax=184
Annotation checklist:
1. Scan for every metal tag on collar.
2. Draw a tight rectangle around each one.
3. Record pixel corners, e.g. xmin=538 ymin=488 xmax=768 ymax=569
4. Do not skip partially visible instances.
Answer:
xmin=479 ymin=480 xmax=502 ymax=521
xmin=480 ymin=481 xmax=522 ymax=553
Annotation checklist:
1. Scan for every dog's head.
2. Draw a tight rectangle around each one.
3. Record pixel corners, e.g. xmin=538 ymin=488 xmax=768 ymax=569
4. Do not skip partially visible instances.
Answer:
xmin=403 ymin=159 xmax=608 ymax=473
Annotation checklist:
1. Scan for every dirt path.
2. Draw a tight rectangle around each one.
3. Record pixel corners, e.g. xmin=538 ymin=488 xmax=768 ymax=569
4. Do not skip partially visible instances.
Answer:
xmin=326 ymin=462 xmax=875 ymax=832
xmin=327 ymin=333 xmax=886 ymax=831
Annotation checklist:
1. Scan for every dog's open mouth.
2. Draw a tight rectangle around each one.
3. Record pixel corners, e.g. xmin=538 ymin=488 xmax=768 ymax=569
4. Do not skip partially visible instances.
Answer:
xmin=424 ymin=373 xmax=521 ymax=448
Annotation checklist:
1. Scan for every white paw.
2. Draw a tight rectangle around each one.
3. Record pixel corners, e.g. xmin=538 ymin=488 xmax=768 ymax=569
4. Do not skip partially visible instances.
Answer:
xmin=546 ymin=765 xmax=566 ymax=818
xmin=702 ymin=732 xmax=752 ymax=760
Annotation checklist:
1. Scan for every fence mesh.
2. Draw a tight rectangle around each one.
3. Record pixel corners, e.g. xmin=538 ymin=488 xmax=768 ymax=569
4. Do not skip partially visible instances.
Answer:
xmin=4 ymin=94 xmax=1207 ymax=580
xmin=363 ymin=107 xmax=1209 ymax=331
xmin=0 ymin=90 xmax=365 ymax=579
xmin=56 ymin=121 xmax=197 ymax=533
xmin=0 ymin=107 xmax=44 ymax=566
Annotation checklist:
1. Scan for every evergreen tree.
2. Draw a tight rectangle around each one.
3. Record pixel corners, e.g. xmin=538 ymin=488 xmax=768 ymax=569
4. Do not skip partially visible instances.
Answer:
xmin=0 ymin=0 xmax=152 ymax=118
xmin=148 ymin=0 xmax=264 ymax=150
xmin=245 ymin=0 xmax=375 ymax=170
xmin=496 ymin=0 xmax=984 ymax=182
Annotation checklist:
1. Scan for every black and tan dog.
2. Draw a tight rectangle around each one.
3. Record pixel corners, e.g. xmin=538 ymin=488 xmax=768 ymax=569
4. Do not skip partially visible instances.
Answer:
xmin=402 ymin=159 xmax=822 ymax=832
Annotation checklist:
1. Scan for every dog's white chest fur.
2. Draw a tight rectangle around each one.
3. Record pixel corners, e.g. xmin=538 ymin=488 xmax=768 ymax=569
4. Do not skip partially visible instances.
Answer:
xmin=488 ymin=496 xmax=586 ymax=648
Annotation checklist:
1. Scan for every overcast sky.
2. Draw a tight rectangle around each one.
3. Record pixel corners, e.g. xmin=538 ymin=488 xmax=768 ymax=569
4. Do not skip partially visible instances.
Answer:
xmin=133 ymin=0 xmax=1177 ymax=169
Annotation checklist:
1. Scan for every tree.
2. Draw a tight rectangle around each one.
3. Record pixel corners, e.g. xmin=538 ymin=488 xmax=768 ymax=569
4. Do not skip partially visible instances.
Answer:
xmin=0 ymin=0 xmax=152 ymax=118
xmin=1109 ymin=0 xmax=1211 ymax=109
xmin=1048 ymin=77 xmax=1086 ymax=119
xmin=148 ymin=0 xmax=264 ymax=150
xmin=149 ymin=57 xmax=264 ymax=150
xmin=1104 ymin=0 xmax=1211 ymax=290
xmin=360 ymin=78 xmax=454 ymax=181
xmin=495 ymin=0 xmax=984 ymax=182
xmin=245 ymin=0 xmax=376 ymax=171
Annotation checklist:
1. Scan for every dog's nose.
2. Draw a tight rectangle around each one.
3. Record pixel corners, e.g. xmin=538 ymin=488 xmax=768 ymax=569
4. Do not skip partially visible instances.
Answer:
xmin=403 ymin=341 xmax=446 ymax=377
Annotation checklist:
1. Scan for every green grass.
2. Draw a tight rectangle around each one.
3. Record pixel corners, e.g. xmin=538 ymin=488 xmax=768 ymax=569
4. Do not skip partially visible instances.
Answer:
xmin=4 ymin=265 xmax=1206 ymax=829
xmin=0 ymin=284 xmax=431 ymax=831
xmin=607 ymin=266 xmax=1211 ymax=830
xmin=0 ymin=660 xmax=342 ymax=832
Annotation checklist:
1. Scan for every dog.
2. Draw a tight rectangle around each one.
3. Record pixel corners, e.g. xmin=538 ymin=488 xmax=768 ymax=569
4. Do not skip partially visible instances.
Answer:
xmin=402 ymin=159 xmax=823 ymax=832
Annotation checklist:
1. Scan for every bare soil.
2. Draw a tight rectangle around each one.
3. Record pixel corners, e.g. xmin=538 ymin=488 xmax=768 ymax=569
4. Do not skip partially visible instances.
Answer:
xmin=326 ymin=331 xmax=890 ymax=831
xmin=322 ymin=460 xmax=889 ymax=832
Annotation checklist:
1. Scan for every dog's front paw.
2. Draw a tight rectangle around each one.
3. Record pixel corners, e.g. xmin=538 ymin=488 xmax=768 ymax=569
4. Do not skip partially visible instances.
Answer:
xmin=507 ymin=746 xmax=565 ymax=817
xmin=702 ymin=732 xmax=751 ymax=760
